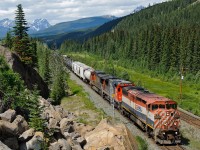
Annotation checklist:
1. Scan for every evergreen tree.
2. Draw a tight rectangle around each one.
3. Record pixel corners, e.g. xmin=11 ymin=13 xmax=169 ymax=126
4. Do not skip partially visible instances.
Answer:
xmin=13 ymin=4 xmax=29 ymax=40
xmin=50 ymin=52 xmax=67 ymax=104
xmin=12 ymin=4 xmax=36 ymax=66
xmin=5 ymin=31 xmax=13 ymax=49
xmin=28 ymin=88 xmax=45 ymax=131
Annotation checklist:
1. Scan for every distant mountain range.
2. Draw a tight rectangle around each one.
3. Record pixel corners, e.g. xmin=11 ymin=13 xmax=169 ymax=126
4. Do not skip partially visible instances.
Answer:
xmin=31 ymin=15 xmax=117 ymax=38
xmin=0 ymin=18 xmax=51 ymax=38
xmin=39 ymin=16 xmax=124 ymax=47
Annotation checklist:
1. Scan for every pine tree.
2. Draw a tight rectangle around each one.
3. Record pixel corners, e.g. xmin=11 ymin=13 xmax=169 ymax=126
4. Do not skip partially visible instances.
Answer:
xmin=5 ymin=31 xmax=13 ymax=49
xmin=50 ymin=52 xmax=67 ymax=104
xmin=12 ymin=4 xmax=37 ymax=66
xmin=28 ymin=88 xmax=45 ymax=131
xmin=13 ymin=4 xmax=29 ymax=40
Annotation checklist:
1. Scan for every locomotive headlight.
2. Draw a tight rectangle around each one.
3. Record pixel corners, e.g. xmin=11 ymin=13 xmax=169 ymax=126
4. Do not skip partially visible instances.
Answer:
xmin=163 ymin=132 xmax=165 ymax=135
xmin=175 ymin=132 xmax=178 ymax=135
xmin=166 ymin=111 xmax=170 ymax=116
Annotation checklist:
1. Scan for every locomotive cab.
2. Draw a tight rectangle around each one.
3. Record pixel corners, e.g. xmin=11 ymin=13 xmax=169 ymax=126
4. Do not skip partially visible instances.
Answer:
xmin=150 ymin=101 xmax=181 ymax=144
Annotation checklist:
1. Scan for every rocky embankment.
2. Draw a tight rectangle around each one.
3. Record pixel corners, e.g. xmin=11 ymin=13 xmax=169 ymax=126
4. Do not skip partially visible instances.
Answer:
xmin=0 ymin=98 xmax=136 ymax=150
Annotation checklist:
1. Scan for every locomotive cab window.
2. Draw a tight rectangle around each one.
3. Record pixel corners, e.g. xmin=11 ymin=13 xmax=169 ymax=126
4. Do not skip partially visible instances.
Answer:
xmin=122 ymin=88 xmax=128 ymax=96
xmin=148 ymin=104 xmax=151 ymax=111
xmin=118 ymin=88 xmax=121 ymax=92
xmin=172 ymin=104 xmax=177 ymax=109
xmin=152 ymin=105 xmax=158 ymax=110
xmin=159 ymin=104 xmax=165 ymax=109
xmin=166 ymin=104 xmax=177 ymax=109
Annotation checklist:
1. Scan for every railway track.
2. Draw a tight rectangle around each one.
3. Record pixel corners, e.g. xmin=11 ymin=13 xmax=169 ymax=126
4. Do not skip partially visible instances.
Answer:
xmin=179 ymin=109 xmax=200 ymax=129
xmin=160 ymin=145 xmax=185 ymax=150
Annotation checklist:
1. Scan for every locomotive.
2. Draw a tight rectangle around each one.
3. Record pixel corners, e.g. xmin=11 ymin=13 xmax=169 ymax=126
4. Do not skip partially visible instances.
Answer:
xmin=63 ymin=55 xmax=181 ymax=144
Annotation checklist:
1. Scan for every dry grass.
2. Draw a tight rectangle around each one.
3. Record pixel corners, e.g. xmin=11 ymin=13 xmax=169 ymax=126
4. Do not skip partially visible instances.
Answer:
xmin=61 ymin=79 xmax=106 ymax=127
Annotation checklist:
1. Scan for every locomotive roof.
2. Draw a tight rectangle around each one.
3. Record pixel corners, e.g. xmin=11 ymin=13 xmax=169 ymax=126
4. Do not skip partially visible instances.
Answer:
xmin=101 ymin=75 xmax=118 ymax=80
xmin=127 ymin=87 xmax=174 ymax=104
xmin=98 ymin=74 xmax=110 ymax=78
xmin=111 ymin=79 xmax=131 ymax=87
xmin=95 ymin=70 xmax=105 ymax=74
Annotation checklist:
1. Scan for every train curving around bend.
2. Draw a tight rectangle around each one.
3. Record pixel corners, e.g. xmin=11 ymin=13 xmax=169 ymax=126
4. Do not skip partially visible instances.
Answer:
xmin=64 ymin=55 xmax=181 ymax=145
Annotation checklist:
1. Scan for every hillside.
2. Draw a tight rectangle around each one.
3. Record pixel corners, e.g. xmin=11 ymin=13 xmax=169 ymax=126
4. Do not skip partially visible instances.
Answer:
xmin=40 ymin=16 xmax=124 ymax=47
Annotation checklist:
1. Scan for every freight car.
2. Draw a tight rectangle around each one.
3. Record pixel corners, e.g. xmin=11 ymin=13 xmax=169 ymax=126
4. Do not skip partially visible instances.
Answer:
xmin=64 ymin=56 xmax=181 ymax=145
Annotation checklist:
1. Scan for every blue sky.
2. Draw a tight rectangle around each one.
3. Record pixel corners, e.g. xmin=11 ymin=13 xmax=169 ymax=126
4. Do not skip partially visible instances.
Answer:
xmin=0 ymin=0 xmax=166 ymax=25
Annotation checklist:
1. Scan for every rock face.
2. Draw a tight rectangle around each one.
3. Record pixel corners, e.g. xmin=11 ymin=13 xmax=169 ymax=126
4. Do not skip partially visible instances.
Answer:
xmin=19 ymin=128 xmax=35 ymax=142
xmin=0 ymin=141 xmax=11 ymax=150
xmin=0 ymin=113 xmax=28 ymax=150
xmin=25 ymin=132 xmax=44 ymax=150
xmin=84 ymin=119 xmax=137 ymax=150
xmin=0 ymin=109 xmax=16 ymax=122
xmin=0 ymin=45 xmax=49 ymax=98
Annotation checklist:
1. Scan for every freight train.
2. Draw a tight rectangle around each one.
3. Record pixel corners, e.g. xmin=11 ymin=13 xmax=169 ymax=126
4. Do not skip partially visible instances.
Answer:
xmin=63 ymin=55 xmax=181 ymax=144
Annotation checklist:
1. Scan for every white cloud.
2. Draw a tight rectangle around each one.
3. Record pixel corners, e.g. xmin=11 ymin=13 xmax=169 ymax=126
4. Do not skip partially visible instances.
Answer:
xmin=0 ymin=0 xmax=166 ymax=25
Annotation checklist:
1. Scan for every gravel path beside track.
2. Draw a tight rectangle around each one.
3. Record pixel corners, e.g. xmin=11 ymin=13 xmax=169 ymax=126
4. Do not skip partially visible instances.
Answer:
xmin=70 ymin=72 xmax=161 ymax=150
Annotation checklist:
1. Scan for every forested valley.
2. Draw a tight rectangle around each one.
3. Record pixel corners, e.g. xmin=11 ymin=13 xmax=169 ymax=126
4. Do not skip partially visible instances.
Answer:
xmin=60 ymin=0 xmax=200 ymax=115
xmin=61 ymin=0 xmax=200 ymax=83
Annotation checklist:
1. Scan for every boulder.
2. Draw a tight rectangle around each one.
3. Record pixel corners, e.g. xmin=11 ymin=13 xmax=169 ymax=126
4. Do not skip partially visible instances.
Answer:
xmin=84 ymin=119 xmax=136 ymax=150
xmin=39 ymin=97 xmax=50 ymax=108
xmin=0 ymin=120 xmax=18 ymax=136
xmin=74 ymin=123 xmax=94 ymax=136
xmin=72 ymin=145 xmax=83 ymax=150
xmin=58 ymin=139 xmax=72 ymax=150
xmin=12 ymin=115 xmax=28 ymax=134
xmin=3 ymin=137 xmax=19 ymax=150
xmin=48 ymin=118 xmax=59 ymax=129
xmin=43 ymin=107 xmax=62 ymax=122
xmin=53 ymin=131 xmax=65 ymax=141
xmin=70 ymin=132 xmax=81 ymax=140
xmin=73 ymin=137 xmax=86 ymax=148
xmin=60 ymin=118 xmax=74 ymax=134
xmin=26 ymin=132 xmax=44 ymax=150
xmin=0 ymin=109 xmax=16 ymax=122
xmin=0 ymin=141 xmax=11 ymax=150
xmin=49 ymin=142 xmax=61 ymax=150
xmin=19 ymin=142 xmax=27 ymax=150
xmin=19 ymin=128 xmax=35 ymax=142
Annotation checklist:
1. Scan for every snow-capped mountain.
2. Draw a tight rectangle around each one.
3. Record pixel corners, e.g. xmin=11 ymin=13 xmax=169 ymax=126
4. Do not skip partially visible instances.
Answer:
xmin=0 ymin=18 xmax=15 ymax=28
xmin=0 ymin=18 xmax=51 ymax=38
xmin=29 ymin=19 xmax=51 ymax=33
